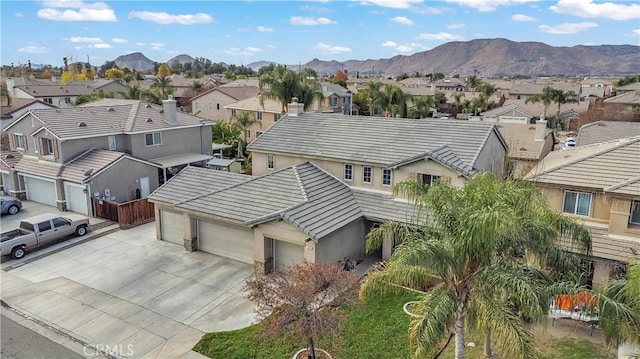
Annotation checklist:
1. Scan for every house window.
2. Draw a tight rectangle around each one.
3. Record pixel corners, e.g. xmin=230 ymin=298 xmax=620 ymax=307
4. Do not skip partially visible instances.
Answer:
xmin=194 ymin=102 xmax=199 ymax=110
xmin=257 ymin=112 xmax=263 ymax=120
xmin=630 ymin=200 xmax=640 ymax=225
xmin=217 ymin=103 xmax=220 ymax=110
xmin=108 ymin=135 xmax=116 ymax=150
xmin=231 ymin=109 xmax=237 ymax=117
xmin=256 ymin=131 xmax=263 ymax=137
xmin=267 ymin=154 xmax=275 ymax=170
xmin=145 ymin=132 xmax=162 ymax=146
xmin=562 ymin=190 xmax=592 ymax=216
xmin=344 ymin=163 xmax=353 ymax=181
xmin=420 ymin=174 xmax=441 ymax=186
xmin=329 ymin=97 xmax=338 ymax=106
xmin=382 ymin=169 xmax=392 ymax=186
xmin=274 ymin=113 xmax=281 ymax=122
xmin=245 ymin=129 xmax=251 ymax=139
xmin=64 ymin=97 xmax=72 ymax=104
xmin=42 ymin=138 xmax=54 ymax=155
xmin=363 ymin=166 xmax=372 ymax=184
xmin=43 ymin=97 xmax=53 ymax=104
xmin=14 ymin=134 xmax=25 ymax=149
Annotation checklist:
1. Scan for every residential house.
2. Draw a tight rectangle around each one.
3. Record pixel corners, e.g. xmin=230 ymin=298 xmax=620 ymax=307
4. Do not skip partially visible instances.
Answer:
xmin=477 ymin=99 xmax=590 ymax=128
xmin=495 ymin=121 xmax=555 ymax=179
xmin=140 ymin=75 xmax=219 ymax=107
xmin=6 ymin=78 xmax=100 ymax=108
xmin=580 ymin=78 xmax=613 ymax=99
xmin=149 ymin=162 xmax=414 ymax=273
xmin=190 ymin=85 xmax=259 ymax=121
xmin=0 ymin=146 xmax=22 ymax=196
xmin=3 ymin=97 xmax=214 ymax=215
xmin=66 ymin=79 xmax=128 ymax=97
xmin=225 ymin=96 xmax=282 ymax=143
xmin=317 ymin=82 xmax=352 ymax=114
xmin=1 ymin=98 xmax=55 ymax=130
xmin=433 ymin=78 xmax=466 ymax=92
xmin=615 ymin=82 xmax=640 ymax=95
xmin=524 ymin=137 xmax=640 ymax=288
xmin=603 ymin=88 xmax=640 ymax=114
xmin=576 ymin=121 xmax=640 ymax=147
xmin=507 ymin=83 xmax=581 ymax=102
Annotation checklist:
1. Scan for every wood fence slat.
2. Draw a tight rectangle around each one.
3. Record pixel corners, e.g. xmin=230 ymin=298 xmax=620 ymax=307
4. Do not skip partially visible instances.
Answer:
xmin=92 ymin=198 xmax=155 ymax=229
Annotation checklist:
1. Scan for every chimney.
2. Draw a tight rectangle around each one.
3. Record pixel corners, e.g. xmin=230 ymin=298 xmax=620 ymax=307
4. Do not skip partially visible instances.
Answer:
xmin=288 ymin=97 xmax=304 ymax=116
xmin=534 ymin=117 xmax=547 ymax=141
xmin=162 ymin=95 xmax=178 ymax=125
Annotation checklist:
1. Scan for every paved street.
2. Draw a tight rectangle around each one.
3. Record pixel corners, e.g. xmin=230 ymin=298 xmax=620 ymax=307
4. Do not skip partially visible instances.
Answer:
xmin=1 ymin=312 xmax=84 ymax=359
xmin=1 ymin=222 xmax=257 ymax=358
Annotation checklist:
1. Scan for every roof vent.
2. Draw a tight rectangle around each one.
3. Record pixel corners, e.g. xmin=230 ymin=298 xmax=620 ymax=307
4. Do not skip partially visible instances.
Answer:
xmin=107 ymin=107 xmax=115 ymax=112
xmin=65 ymin=89 xmax=69 ymax=93
xmin=159 ymin=109 xmax=164 ymax=114
xmin=145 ymin=104 xmax=152 ymax=108
xmin=32 ymin=90 xmax=36 ymax=93
xmin=4 ymin=154 xmax=14 ymax=159
xmin=78 ymin=122 xmax=87 ymax=127
xmin=146 ymin=118 xmax=153 ymax=122
xmin=59 ymin=86 xmax=63 ymax=89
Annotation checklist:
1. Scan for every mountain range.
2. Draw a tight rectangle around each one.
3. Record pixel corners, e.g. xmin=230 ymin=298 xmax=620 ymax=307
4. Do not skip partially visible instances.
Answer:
xmin=113 ymin=38 xmax=640 ymax=77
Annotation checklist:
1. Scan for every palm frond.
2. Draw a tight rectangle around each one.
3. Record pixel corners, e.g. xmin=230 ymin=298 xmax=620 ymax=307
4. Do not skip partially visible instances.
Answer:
xmin=408 ymin=283 xmax=458 ymax=358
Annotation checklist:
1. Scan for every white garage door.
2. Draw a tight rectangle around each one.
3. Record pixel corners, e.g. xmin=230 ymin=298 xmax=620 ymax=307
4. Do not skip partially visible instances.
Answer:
xmin=160 ymin=210 xmax=184 ymax=245
xmin=274 ymin=240 xmax=304 ymax=271
xmin=198 ymin=220 xmax=254 ymax=264
xmin=23 ymin=176 xmax=56 ymax=206
xmin=64 ymin=182 xmax=88 ymax=215
xmin=1 ymin=172 xmax=12 ymax=194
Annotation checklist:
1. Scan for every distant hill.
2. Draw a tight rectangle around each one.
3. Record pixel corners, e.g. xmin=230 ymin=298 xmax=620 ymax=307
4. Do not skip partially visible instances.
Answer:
xmin=114 ymin=52 xmax=154 ymax=71
xmin=303 ymin=38 xmax=640 ymax=77
xmin=245 ymin=60 xmax=276 ymax=71
xmin=167 ymin=54 xmax=195 ymax=66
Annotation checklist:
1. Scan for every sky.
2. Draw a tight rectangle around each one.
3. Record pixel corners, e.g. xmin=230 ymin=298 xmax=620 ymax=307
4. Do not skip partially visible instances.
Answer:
xmin=1 ymin=0 xmax=639 ymax=68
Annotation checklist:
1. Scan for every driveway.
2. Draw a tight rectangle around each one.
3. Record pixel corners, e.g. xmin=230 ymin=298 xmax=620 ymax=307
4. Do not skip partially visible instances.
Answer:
xmin=1 ymin=200 xmax=103 ymax=229
xmin=0 ymin=222 xmax=257 ymax=358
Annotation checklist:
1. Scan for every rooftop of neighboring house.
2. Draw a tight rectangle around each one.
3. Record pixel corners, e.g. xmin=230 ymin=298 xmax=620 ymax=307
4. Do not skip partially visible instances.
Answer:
xmin=0 ymin=150 xmax=22 ymax=169
xmin=603 ymin=90 xmax=640 ymax=105
xmin=320 ymin=82 xmax=350 ymax=97
xmin=616 ymin=82 xmax=640 ymax=92
xmin=14 ymin=84 xmax=98 ymax=97
xmin=481 ymin=99 xmax=590 ymax=119
xmin=524 ymin=137 xmax=640 ymax=196
xmin=189 ymin=85 xmax=259 ymax=102
xmin=65 ymin=79 xmax=126 ymax=89
xmin=219 ymin=78 xmax=260 ymax=88
xmin=509 ymin=83 xmax=581 ymax=95
xmin=495 ymin=122 xmax=554 ymax=160
xmin=224 ymin=95 xmax=282 ymax=114
xmin=580 ymin=78 xmax=614 ymax=86
xmin=576 ymin=121 xmax=640 ymax=146
xmin=248 ymin=112 xmax=507 ymax=175
xmin=1 ymin=98 xmax=55 ymax=119
xmin=5 ymin=98 xmax=213 ymax=140
xmin=435 ymin=78 xmax=465 ymax=87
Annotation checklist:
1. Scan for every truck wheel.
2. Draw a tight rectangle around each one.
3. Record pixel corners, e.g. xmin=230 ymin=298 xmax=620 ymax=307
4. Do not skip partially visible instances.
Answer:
xmin=11 ymin=246 xmax=25 ymax=259
xmin=75 ymin=226 xmax=87 ymax=236
xmin=7 ymin=205 xmax=19 ymax=215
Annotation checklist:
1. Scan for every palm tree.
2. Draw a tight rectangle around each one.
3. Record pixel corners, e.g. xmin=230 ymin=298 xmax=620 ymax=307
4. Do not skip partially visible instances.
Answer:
xmin=408 ymin=95 xmax=436 ymax=119
xmin=211 ymin=121 xmax=241 ymax=158
xmin=191 ymin=80 xmax=204 ymax=94
xmin=120 ymin=84 xmax=143 ymax=100
xmin=525 ymin=86 xmax=556 ymax=120
xmin=551 ymin=89 xmax=578 ymax=129
xmin=364 ymin=81 xmax=384 ymax=116
xmin=381 ymin=84 xmax=407 ymax=117
xmin=1 ymin=85 xmax=11 ymax=106
xmin=466 ymin=75 xmax=481 ymax=90
xmin=360 ymin=173 xmax=591 ymax=359
xmin=259 ymin=66 xmax=323 ymax=113
xmin=151 ymin=75 xmax=175 ymax=101
xmin=453 ymin=93 xmax=465 ymax=113
xmin=231 ymin=110 xmax=261 ymax=158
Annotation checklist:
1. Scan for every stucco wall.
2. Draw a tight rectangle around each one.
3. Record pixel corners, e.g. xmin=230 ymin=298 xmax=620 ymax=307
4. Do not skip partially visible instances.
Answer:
xmin=6 ymin=114 xmax=43 ymax=157
xmin=395 ymin=159 xmax=466 ymax=188
xmin=538 ymin=186 xmax=610 ymax=223
xmin=60 ymin=135 xmax=129 ymax=162
xmin=192 ymin=91 xmax=236 ymax=121
xmin=315 ymin=218 xmax=365 ymax=264
xmin=129 ymin=126 xmax=212 ymax=160
xmin=474 ymin=130 xmax=507 ymax=177
xmin=89 ymin=158 xmax=159 ymax=202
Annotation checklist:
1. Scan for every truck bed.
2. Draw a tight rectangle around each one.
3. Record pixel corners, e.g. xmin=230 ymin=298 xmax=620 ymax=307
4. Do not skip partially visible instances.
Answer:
xmin=1 ymin=229 xmax=31 ymax=243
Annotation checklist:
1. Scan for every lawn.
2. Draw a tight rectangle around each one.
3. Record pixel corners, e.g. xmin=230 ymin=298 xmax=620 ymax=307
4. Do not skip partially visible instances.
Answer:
xmin=193 ymin=290 xmax=615 ymax=359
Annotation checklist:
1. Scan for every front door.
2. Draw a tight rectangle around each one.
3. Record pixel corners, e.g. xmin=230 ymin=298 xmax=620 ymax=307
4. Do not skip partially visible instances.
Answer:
xmin=139 ymin=177 xmax=150 ymax=198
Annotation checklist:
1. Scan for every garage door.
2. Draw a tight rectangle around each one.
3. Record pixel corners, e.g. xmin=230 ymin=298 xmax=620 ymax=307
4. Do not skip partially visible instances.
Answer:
xmin=1 ymin=172 xmax=12 ymax=194
xmin=64 ymin=182 xmax=88 ymax=215
xmin=198 ymin=220 xmax=254 ymax=264
xmin=160 ymin=210 xmax=184 ymax=245
xmin=274 ymin=240 xmax=304 ymax=271
xmin=23 ymin=176 xmax=56 ymax=206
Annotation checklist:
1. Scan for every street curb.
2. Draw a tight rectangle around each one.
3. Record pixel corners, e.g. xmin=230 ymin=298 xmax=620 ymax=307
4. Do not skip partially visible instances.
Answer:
xmin=2 ymin=223 xmax=120 ymax=271
xmin=1 ymin=299 xmax=121 ymax=359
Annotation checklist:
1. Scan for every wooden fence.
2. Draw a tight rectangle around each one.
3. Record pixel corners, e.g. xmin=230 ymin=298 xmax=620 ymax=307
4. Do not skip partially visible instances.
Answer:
xmin=92 ymin=198 xmax=155 ymax=229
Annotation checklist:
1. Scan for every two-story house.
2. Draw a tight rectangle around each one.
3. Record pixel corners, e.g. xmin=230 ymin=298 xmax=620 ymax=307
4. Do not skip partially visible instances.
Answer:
xmin=148 ymin=100 xmax=507 ymax=272
xmin=224 ymin=96 xmax=282 ymax=143
xmin=317 ymin=82 xmax=352 ymax=114
xmin=495 ymin=120 xmax=555 ymax=179
xmin=190 ymin=85 xmax=259 ymax=121
xmin=1 ymin=98 xmax=55 ymax=131
xmin=525 ymin=137 xmax=640 ymax=288
xmin=4 ymin=97 xmax=213 ymax=215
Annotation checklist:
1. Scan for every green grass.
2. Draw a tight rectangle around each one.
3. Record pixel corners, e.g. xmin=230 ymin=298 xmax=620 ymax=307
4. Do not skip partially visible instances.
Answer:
xmin=193 ymin=291 xmax=615 ymax=359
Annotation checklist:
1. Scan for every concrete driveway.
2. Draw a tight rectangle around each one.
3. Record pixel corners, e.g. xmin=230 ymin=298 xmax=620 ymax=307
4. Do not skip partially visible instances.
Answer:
xmin=0 ymin=222 xmax=257 ymax=358
xmin=1 ymin=200 xmax=101 ymax=229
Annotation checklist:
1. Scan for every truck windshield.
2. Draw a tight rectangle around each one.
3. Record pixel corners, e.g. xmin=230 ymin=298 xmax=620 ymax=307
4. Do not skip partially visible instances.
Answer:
xmin=19 ymin=221 xmax=34 ymax=232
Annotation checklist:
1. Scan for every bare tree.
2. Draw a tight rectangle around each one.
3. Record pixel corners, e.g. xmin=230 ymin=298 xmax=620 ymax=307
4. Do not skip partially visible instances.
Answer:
xmin=244 ymin=262 xmax=358 ymax=359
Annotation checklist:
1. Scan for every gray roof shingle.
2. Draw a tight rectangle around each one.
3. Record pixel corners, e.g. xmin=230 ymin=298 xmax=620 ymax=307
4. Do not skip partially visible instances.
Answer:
xmin=247 ymin=113 xmax=504 ymax=171
xmin=577 ymin=121 xmax=640 ymax=146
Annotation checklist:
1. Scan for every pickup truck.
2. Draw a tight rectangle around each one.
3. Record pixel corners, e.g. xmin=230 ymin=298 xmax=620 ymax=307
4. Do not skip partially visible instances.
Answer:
xmin=0 ymin=213 xmax=90 ymax=259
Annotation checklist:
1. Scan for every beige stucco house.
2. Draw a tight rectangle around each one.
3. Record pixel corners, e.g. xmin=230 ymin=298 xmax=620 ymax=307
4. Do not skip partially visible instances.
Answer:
xmin=525 ymin=137 xmax=640 ymax=288
xmin=190 ymin=85 xmax=259 ymax=121
xmin=496 ymin=120 xmax=555 ymax=179
xmin=224 ymin=96 xmax=282 ymax=143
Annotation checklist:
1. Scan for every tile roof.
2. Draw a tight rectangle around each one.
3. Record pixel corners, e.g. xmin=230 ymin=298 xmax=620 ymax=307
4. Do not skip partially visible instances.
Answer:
xmin=225 ymin=96 xmax=282 ymax=113
xmin=560 ymin=224 xmax=640 ymax=262
xmin=352 ymin=189 xmax=416 ymax=223
xmin=524 ymin=137 xmax=640 ymax=194
xmin=617 ymin=82 xmax=640 ymax=92
xmin=510 ymin=83 xmax=581 ymax=95
xmin=247 ymin=113 xmax=505 ymax=171
xmin=496 ymin=123 xmax=553 ymax=160
xmin=577 ymin=121 xmax=640 ymax=146
xmin=21 ymin=99 xmax=212 ymax=139
xmin=0 ymin=151 xmax=22 ymax=169
xmin=603 ymin=91 xmax=640 ymax=105
xmin=482 ymin=99 xmax=589 ymax=119
xmin=14 ymin=149 xmax=157 ymax=183
xmin=1 ymin=98 xmax=55 ymax=118
xmin=190 ymin=86 xmax=259 ymax=102
xmin=15 ymin=84 xmax=97 ymax=97
xmin=320 ymin=82 xmax=350 ymax=97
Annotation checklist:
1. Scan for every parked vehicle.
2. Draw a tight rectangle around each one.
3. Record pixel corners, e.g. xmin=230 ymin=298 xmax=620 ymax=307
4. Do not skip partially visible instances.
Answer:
xmin=0 ymin=213 xmax=90 ymax=259
xmin=0 ymin=196 xmax=22 ymax=215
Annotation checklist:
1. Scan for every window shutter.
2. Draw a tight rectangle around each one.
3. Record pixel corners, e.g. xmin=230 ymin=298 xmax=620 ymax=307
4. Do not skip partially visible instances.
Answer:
xmin=53 ymin=139 xmax=59 ymax=159
xmin=10 ymin=134 xmax=15 ymax=149
xmin=38 ymin=137 xmax=43 ymax=154
xmin=23 ymin=135 xmax=28 ymax=150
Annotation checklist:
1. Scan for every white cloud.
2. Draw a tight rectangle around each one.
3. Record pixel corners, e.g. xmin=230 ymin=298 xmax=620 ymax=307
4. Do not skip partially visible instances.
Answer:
xmin=91 ymin=43 xmax=111 ymax=49
xmin=550 ymin=0 xmax=640 ymax=21
xmin=447 ymin=22 xmax=465 ymax=29
xmin=112 ymin=38 xmax=128 ymax=43
xmin=37 ymin=1 xmax=116 ymax=21
xmin=149 ymin=42 xmax=166 ymax=50
xmin=417 ymin=32 xmax=465 ymax=41
xmin=512 ymin=14 xmax=536 ymax=21
xmin=136 ymin=42 xmax=146 ymax=46
xmin=289 ymin=16 xmax=336 ymax=25
xmin=382 ymin=40 xmax=397 ymax=47
xmin=68 ymin=36 xmax=103 ymax=43
xmin=14 ymin=13 xmax=24 ymax=18
xmin=222 ymin=47 xmax=263 ymax=56
xmin=382 ymin=40 xmax=427 ymax=53
xmin=267 ymin=44 xmax=277 ymax=49
xmin=257 ymin=25 xmax=274 ymax=32
xmin=18 ymin=45 xmax=49 ymax=54
xmin=359 ymin=0 xmax=423 ymax=9
xmin=444 ymin=0 xmax=538 ymax=12
xmin=539 ymin=22 xmax=598 ymax=34
xmin=128 ymin=11 xmax=214 ymax=25
xmin=634 ymin=29 xmax=640 ymax=36
xmin=300 ymin=5 xmax=332 ymax=13
xmin=391 ymin=16 xmax=414 ymax=25
xmin=312 ymin=42 xmax=352 ymax=54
